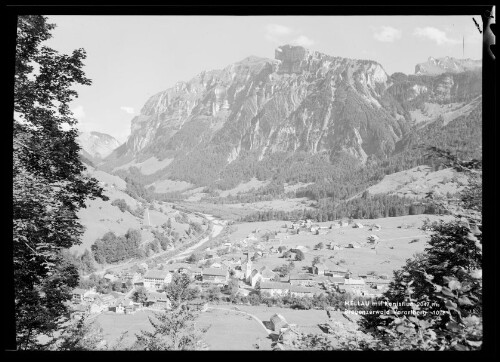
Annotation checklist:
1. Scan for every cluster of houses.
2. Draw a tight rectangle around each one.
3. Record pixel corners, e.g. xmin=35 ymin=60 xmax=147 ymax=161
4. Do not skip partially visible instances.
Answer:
xmin=257 ymin=260 xmax=391 ymax=299
xmin=69 ymin=287 xmax=139 ymax=319
xmin=68 ymin=218 xmax=392 ymax=318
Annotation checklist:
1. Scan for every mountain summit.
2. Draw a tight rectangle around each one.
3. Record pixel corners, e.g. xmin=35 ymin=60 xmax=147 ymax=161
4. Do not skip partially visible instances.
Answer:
xmin=102 ymin=45 xmax=481 ymax=189
xmin=414 ymin=56 xmax=481 ymax=76
xmin=78 ymin=131 xmax=121 ymax=160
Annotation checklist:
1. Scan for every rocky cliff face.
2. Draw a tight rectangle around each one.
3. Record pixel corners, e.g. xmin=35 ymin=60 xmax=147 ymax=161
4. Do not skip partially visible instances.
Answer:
xmin=78 ymin=131 xmax=121 ymax=160
xmin=103 ymin=45 xmax=481 ymax=187
xmin=414 ymin=56 xmax=481 ymax=76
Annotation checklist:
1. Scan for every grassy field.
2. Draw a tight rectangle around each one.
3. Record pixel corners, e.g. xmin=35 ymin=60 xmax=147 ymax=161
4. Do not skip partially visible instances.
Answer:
xmin=197 ymin=308 xmax=272 ymax=350
xmin=351 ymin=165 xmax=467 ymax=200
xmin=93 ymin=304 xmax=354 ymax=350
xmin=221 ymin=214 xmax=453 ymax=276
xmin=234 ymin=305 xmax=334 ymax=335
xmin=94 ymin=307 xmax=273 ymax=350
xmin=94 ymin=310 xmax=155 ymax=347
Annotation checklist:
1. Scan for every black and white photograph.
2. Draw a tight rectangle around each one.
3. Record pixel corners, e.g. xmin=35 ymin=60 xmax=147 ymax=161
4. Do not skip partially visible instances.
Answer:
xmin=8 ymin=5 xmax=495 ymax=352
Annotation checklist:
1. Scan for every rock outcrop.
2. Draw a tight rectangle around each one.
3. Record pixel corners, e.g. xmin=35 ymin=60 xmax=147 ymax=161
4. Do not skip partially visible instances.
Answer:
xmin=414 ymin=56 xmax=481 ymax=76
xmin=102 ymin=45 xmax=481 ymax=187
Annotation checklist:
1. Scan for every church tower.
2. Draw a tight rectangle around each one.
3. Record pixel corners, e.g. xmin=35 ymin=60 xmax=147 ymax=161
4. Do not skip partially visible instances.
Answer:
xmin=244 ymin=252 xmax=252 ymax=280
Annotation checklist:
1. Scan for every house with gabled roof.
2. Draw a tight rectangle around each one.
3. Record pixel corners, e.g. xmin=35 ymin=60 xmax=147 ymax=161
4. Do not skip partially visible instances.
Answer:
xmin=248 ymin=269 xmax=262 ymax=288
xmin=270 ymin=314 xmax=288 ymax=332
xmin=289 ymin=273 xmax=314 ymax=287
xmin=145 ymin=291 xmax=171 ymax=310
xmin=143 ymin=269 xmax=172 ymax=291
xmin=259 ymin=282 xmax=290 ymax=297
xmin=312 ymin=263 xmax=326 ymax=276
xmin=71 ymin=288 xmax=88 ymax=303
xmin=202 ymin=267 xmax=228 ymax=285
xmin=329 ymin=276 xmax=345 ymax=285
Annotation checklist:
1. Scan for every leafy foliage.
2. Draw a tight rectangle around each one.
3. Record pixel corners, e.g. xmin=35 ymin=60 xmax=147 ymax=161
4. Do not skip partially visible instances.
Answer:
xmin=13 ymin=15 xmax=107 ymax=350
xmin=134 ymin=273 xmax=206 ymax=350
xmin=91 ymin=229 xmax=142 ymax=264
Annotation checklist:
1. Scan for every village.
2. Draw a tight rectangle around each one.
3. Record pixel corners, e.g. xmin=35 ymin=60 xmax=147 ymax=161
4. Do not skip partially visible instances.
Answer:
xmin=67 ymin=213 xmax=444 ymax=349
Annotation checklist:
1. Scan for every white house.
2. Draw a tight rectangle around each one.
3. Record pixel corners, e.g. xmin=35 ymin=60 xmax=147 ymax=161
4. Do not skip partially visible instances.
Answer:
xmin=248 ymin=269 xmax=262 ymax=288
xmin=143 ymin=270 xmax=172 ymax=291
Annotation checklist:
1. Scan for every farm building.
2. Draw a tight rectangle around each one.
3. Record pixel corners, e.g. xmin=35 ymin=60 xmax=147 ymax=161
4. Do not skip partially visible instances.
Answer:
xmin=99 ymin=294 xmax=117 ymax=308
xmin=145 ymin=291 xmax=171 ymax=310
xmin=344 ymin=275 xmax=365 ymax=285
xmin=270 ymin=313 xmax=288 ymax=332
xmin=259 ymin=282 xmax=290 ymax=297
xmin=289 ymin=273 xmax=314 ymax=286
xmin=312 ymin=263 xmax=326 ymax=276
xmin=339 ymin=221 xmax=349 ymax=227
xmin=143 ymin=270 xmax=172 ymax=291
xmin=353 ymin=222 xmax=364 ymax=228
xmin=347 ymin=242 xmax=361 ymax=249
xmin=329 ymin=276 xmax=345 ymax=285
xmin=328 ymin=267 xmax=348 ymax=277
xmin=202 ymin=268 xmax=228 ymax=284
xmin=190 ymin=267 xmax=203 ymax=278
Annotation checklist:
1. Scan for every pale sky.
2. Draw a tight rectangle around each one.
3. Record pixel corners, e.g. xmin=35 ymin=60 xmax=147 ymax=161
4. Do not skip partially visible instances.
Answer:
xmin=44 ymin=15 xmax=483 ymax=143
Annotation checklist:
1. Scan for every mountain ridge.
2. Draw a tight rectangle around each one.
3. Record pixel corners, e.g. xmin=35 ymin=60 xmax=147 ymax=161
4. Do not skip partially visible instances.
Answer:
xmin=101 ymin=45 xmax=482 ymax=192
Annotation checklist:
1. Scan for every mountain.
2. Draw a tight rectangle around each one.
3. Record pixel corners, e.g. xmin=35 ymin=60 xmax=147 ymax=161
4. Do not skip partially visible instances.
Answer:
xmin=78 ymin=131 xmax=121 ymax=161
xmin=102 ymin=45 xmax=481 ymax=192
xmin=414 ymin=56 xmax=481 ymax=76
